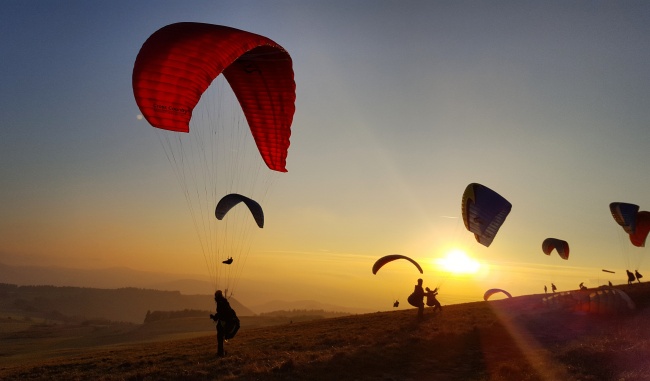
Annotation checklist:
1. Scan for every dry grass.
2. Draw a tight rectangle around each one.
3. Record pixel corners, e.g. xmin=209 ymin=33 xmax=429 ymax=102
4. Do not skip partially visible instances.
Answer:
xmin=3 ymin=284 xmax=650 ymax=380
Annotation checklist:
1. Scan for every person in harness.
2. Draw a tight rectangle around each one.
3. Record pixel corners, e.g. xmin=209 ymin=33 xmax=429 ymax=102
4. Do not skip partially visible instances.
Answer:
xmin=407 ymin=278 xmax=425 ymax=319
xmin=209 ymin=290 xmax=240 ymax=357
xmin=425 ymin=287 xmax=442 ymax=312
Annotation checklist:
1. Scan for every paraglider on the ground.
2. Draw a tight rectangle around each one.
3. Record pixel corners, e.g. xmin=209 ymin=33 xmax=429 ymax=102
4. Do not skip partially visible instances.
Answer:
xmin=133 ymin=22 xmax=296 ymax=172
xmin=461 ymin=183 xmax=512 ymax=247
xmin=609 ymin=202 xmax=640 ymax=234
xmin=542 ymin=238 xmax=570 ymax=260
xmin=483 ymin=288 xmax=512 ymax=301
xmin=133 ymin=22 xmax=295 ymax=298
xmin=372 ymin=254 xmax=423 ymax=275
xmin=629 ymin=211 xmax=650 ymax=247
xmin=544 ymin=289 xmax=635 ymax=315
xmin=590 ymin=289 xmax=635 ymax=314
xmin=215 ymin=193 xmax=265 ymax=229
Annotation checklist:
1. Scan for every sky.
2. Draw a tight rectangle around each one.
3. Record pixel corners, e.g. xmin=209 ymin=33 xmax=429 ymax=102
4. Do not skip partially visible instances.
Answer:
xmin=1 ymin=1 xmax=650 ymax=311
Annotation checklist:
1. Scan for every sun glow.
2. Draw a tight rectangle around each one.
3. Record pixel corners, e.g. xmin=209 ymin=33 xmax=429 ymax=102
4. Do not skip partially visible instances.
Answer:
xmin=436 ymin=249 xmax=481 ymax=275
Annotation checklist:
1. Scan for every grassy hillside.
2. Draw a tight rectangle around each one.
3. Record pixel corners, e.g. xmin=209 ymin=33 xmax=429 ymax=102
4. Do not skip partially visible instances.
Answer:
xmin=2 ymin=283 xmax=650 ymax=380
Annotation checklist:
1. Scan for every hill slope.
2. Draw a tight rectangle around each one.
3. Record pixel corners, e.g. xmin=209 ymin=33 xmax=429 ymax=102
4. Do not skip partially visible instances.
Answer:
xmin=2 ymin=283 xmax=650 ymax=380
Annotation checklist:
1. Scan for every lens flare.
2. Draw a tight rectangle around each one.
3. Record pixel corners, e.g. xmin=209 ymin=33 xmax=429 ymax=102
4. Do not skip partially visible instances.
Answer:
xmin=435 ymin=249 xmax=481 ymax=275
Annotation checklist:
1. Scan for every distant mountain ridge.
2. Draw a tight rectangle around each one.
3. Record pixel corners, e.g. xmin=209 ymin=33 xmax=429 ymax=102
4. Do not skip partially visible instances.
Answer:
xmin=0 ymin=263 xmax=373 ymax=315
xmin=0 ymin=283 xmax=254 ymax=323
xmin=0 ymin=262 xmax=212 ymax=295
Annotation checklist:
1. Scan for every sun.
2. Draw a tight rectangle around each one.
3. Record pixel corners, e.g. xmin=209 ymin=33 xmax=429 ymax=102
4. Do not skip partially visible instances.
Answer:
xmin=435 ymin=249 xmax=481 ymax=275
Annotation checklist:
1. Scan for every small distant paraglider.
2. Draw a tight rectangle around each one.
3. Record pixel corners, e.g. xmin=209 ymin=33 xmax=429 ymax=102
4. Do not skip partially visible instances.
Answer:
xmin=602 ymin=269 xmax=615 ymax=274
xmin=215 ymin=193 xmax=265 ymax=228
xmin=542 ymin=238 xmax=570 ymax=260
xmin=372 ymin=255 xmax=423 ymax=275
xmin=483 ymin=288 xmax=512 ymax=301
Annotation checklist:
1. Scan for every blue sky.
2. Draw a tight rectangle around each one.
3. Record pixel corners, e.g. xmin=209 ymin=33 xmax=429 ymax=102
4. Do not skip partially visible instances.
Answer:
xmin=1 ymin=1 xmax=649 ymax=309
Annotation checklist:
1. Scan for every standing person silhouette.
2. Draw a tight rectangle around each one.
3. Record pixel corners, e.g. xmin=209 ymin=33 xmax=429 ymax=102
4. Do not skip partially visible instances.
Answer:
xmin=407 ymin=278 xmax=425 ymax=319
xmin=627 ymin=270 xmax=636 ymax=285
xmin=209 ymin=290 xmax=240 ymax=357
xmin=551 ymin=283 xmax=557 ymax=293
xmin=635 ymin=270 xmax=643 ymax=283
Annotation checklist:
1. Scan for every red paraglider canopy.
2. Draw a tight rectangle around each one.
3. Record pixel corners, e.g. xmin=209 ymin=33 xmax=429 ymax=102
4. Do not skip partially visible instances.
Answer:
xmin=133 ymin=22 xmax=296 ymax=172
xmin=630 ymin=211 xmax=650 ymax=247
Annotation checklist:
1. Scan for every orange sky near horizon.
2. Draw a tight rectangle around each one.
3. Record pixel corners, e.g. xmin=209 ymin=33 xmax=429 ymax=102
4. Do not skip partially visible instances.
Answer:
xmin=1 ymin=1 xmax=649 ymax=311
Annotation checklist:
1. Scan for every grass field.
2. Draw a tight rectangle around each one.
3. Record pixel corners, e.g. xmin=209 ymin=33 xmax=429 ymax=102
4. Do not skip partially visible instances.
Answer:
xmin=2 ymin=283 xmax=650 ymax=380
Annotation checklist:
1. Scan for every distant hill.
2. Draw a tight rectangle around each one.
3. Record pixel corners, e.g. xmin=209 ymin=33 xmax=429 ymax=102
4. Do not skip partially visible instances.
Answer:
xmin=0 ymin=263 xmax=374 ymax=315
xmin=0 ymin=283 xmax=254 ymax=323
xmin=0 ymin=262 xmax=212 ymax=295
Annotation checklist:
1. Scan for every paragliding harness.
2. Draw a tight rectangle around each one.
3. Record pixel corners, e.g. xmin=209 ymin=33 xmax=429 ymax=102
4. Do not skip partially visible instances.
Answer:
xmin=407 ymin=291 xmax=424 ymax=308
xmin=220 ymin=308 xmax=240 ymax=340
xmin=211 ymin=304 xmax=240 ymax=340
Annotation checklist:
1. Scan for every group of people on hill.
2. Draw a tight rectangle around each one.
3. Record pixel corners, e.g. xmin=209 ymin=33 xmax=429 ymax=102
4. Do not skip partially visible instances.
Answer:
xmin=627 ymin=270 xmax=643 ymax=284
xmin=407 ymin=278 xmax=442 ymax=319
xmin=542 ymin=269 xmax=644 ymax=294
xmin=543 ymin=283 xmax=558 ymax=294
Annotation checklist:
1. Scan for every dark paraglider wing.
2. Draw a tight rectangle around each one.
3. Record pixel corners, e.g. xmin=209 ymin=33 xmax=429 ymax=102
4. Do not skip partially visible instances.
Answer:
xmin=543 ymin=289 xmax=634 ymax=314
xmin=372 ymin=254 xmax=423 ymax=275
xmin=541 ymin=238 xmax=570 ymax=260
xmin=590 ymin=289 xmax=635 ymax=314
xmin=133 ymin=22 xmax=296 ymax=172
xmin=215 ymin=193 xmax=264 ymax=228
xmin=461 ymin=183 xmax=512 ymax=247
xmin=609 ymin=202 xmax=640 ymax=234
xmin=629 ymin=211 xmax=650 ymax=247
xmin=483 ymin=288 xmax=512 ymax=301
